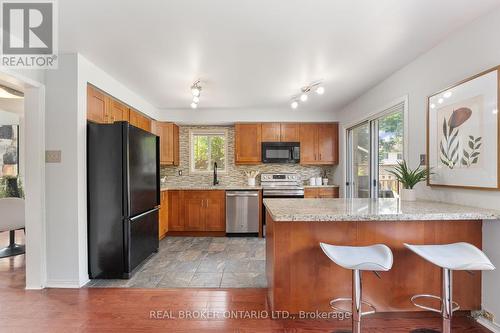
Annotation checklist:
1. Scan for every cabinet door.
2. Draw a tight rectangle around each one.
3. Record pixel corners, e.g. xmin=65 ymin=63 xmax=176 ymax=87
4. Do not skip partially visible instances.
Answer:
xmin=299 ymin=124 xmax=318 ymax=164
xmin=129 ymin=109 xmax=151 ymax=132
xmin=155 ymin=122 xmax=179 ymax=166
xmin=235 ymin=123 xmax=262 ymax=164
xmin=168 ymin=190 xmax=184 ymax=231
xmin=261 ymin=123 xmax=281 ymax=142
xmin=159 ymin=191 xmax=168 ymax=238
xmin=109 ymin=99 xmax=129 ymax=123
xmin=87 ymin=85 xmax=109 ymax=123
xmin=204 ymin=191 xmax=225 ymax=231
xmin=280 ymin=124 xmax=300 ymax=142
xmin=304 ymin=188 xmax=319 ymax=198
xmin=318 ymin=123 xmax=339 ymax=164
xmin=318 ymin=188 xmax=336 ymax=198
xmin=183 ymin=191 xmax=206 ymax=231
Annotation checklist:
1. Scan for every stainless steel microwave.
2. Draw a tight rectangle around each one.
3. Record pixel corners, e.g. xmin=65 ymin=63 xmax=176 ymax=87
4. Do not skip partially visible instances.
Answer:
xmin=261 ymin=142 xmax=300 ymax=163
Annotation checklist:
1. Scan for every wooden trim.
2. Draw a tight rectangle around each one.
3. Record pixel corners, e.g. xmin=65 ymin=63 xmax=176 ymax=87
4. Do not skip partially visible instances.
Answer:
xmin=426 ymin=65 xmax=500 ymax=190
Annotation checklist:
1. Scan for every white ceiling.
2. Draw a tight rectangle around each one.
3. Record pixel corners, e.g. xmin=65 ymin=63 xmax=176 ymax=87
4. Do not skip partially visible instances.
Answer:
xmin=60 ymin=0 xmax=500 ymax=115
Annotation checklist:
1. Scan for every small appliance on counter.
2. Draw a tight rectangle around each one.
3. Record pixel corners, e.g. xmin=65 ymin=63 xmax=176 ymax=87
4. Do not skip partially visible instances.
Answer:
xmin=87 ymin=121 xmax=160 ymax=279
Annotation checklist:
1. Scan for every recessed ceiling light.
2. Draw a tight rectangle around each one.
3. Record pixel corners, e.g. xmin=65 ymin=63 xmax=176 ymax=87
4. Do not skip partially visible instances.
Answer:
xmin=300 ymin=93 xmax=308 ymax=102
xmin=443 ymin=91 xmax=452 ymax=98
xmin=190 ymin=102 xmax=198 ymax=109
xmin=316 ymin=86 xmax=325 ymax=95
xmin=291 ymin=101 xmax=299 ymax=109
xmin=438 ymin=98 xmax=444 ymax=104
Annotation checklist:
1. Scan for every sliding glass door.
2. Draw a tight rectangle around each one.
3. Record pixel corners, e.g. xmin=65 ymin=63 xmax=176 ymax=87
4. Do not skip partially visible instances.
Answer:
xmin=347 ymin=103 xmax=405 ymax=198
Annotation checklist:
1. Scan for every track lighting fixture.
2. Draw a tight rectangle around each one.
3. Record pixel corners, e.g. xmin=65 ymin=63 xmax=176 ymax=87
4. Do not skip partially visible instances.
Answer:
xmin=190 ymin=80 xmax=202 ymax=108
xmin=290 ymin=80 xmax=324 ymax=109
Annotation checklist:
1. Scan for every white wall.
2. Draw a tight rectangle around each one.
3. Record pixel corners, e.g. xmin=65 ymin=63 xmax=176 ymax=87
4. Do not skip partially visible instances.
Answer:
xmin=43 ymin=53 xmax=163 ymax=287
xmin=334 ymin=7 xmax=500 ymax=325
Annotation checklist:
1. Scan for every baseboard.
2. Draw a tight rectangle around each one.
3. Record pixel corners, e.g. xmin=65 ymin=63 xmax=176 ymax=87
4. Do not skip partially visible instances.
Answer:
xmin=477 ymin=317 xmax=500 ymax=333
xmin=45 ymin=279 xmax=81 ymax=288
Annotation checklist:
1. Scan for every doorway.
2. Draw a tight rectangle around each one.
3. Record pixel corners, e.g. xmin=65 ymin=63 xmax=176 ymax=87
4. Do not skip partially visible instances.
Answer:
xmin=346 ymin=99 xmax=406 ymax=198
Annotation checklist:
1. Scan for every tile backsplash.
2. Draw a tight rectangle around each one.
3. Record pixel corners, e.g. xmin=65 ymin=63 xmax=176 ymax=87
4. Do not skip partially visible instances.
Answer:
xmin=160 ymin=125 xmax=336 ymax=187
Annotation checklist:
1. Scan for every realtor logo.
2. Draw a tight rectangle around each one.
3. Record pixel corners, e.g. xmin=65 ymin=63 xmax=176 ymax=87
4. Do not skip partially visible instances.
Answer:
xmin=1 ymin=0 xmax=58 ymax=68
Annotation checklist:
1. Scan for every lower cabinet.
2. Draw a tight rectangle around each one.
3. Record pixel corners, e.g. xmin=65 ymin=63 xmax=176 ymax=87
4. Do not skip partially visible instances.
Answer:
xmin=166 ymin=190 xmax=225 ymax=233
xmin=158 ymin=191 xmax=169 ymax=239
xmin=304 ymin=187 xmax=339 ymax=198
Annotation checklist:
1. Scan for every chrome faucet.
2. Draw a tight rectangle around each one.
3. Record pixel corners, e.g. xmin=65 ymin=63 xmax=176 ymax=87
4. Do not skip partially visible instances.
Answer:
xmin=213 ymin=162 xmax=219 ymax=186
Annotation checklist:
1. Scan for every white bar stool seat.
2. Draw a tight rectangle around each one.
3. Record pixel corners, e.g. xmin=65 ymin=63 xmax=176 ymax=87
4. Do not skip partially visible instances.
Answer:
xmin=404 ymin=242 xmax=495 ymax=333
xmin=320 ymin=243 xmax=393 ymax=333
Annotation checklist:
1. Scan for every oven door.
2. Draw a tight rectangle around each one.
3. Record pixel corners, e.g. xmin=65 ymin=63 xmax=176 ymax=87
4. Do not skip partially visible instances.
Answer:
xmin=262 ymin=142 xmax=300 ymax=163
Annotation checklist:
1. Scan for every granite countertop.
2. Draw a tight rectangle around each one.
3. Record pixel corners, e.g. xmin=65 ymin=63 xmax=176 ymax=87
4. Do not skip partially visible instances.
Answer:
xmin=263 ymin=198 xmax=500 ymax=222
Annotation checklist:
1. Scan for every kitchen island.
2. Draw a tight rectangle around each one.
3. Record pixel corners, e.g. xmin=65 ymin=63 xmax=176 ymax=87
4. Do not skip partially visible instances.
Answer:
xmin=263 ymin=198 xmax=500 ymax=314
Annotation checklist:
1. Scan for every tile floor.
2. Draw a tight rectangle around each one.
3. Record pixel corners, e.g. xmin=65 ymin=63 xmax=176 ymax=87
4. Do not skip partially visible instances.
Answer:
xmin=86 ymin=236 xmax=266 ymax=288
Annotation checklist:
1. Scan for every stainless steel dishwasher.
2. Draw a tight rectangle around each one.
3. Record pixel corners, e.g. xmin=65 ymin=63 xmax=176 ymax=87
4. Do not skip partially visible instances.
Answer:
xmin=226 ymin=190 xmax=259 ymax=235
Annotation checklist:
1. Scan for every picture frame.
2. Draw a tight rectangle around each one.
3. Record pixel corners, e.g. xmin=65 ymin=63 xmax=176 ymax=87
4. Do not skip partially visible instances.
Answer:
xmin=427 ymin=65 xmax=500 ymax=190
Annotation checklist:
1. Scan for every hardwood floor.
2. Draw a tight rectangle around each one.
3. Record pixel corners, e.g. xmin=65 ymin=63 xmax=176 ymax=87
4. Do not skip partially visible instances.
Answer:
xmin=0 ymin=231 xmax=492 ymax=332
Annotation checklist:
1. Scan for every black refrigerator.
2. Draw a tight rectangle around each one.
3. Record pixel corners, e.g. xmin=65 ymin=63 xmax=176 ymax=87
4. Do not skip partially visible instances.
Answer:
xmin=87 ymin=121 xmax=160 ymax=279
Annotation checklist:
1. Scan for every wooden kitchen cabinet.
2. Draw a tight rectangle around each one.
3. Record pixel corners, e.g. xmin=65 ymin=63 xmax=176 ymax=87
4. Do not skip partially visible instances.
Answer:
xmin=158 ymin=190 xmax=169 ymax=239
xmin=87 ymin=85 xmax=109 ymax=123
xmin=153 ymin=122 xmax=179 ymax=166
xmin=108 ymin=99 xmax=129 ymax=122
xmin=129 ymin=108 xmax=152 ymax=132
xmin=167 ymin=190 xmax=225 ymax=233
xmin=299 ymin=123 xmax=339 ymax=165
xmin=167 ymin=190 xmax=184 ymax=231
xmin=280 ymin=123 xmax=300 ymax=142
xmin=235 ymin=123 xmax=262 ymax=164
xmin=304 ymin=187 xmax=339 ymax=198
xmin=261 ymin=123 xmax=281 ymax=142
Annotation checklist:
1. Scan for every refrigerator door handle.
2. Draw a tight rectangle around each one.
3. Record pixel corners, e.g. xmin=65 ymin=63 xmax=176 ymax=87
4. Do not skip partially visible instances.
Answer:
xmin=129 ymin=207 xmax=160 ymax=222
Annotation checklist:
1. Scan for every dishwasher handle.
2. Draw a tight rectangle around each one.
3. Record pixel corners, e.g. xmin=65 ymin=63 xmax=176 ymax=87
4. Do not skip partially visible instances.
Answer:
xmin=226 ymin=192 xmax=259 ymax=197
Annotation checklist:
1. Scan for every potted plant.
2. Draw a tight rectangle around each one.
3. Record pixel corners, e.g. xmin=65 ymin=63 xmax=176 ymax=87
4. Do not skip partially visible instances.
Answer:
xmin=387 ymin=160 xmax=431 ymax=201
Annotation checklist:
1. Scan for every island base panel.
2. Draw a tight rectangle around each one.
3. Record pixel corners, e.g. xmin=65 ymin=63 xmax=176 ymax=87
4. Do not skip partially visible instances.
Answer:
xmin=265 ymin=213 xmax=482 ymax=314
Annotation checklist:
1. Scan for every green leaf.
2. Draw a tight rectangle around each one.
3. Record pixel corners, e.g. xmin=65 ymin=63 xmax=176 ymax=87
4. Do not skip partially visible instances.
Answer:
xmin=463 ymin=150 xmax=470 ymax=158
xmin=472 ymin=157 xmax=479 ymax=164
xmin=475 ymin=137 xmax=482 ymax=142
xmin=476 ymin=143 xmax=482 ymax=149
xmin=442 ymin=118 xmax=448 ymax=139
xmin=468 ymin=140 xmax=474 ymax=149
xmin=461 ymin=157 xmax=467 ymax=166
xmin=471 ymin=152 xmax=480 ymax=157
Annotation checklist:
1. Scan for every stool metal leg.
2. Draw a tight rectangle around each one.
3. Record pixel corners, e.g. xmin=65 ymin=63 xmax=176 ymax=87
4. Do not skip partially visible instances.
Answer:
xmin=0 ymin=230 xmax=25 ymax=258
xmin=352 ymin=269 xmax=362 ymax=333
xmin=442 ymin=268 xmax=452 ymax=333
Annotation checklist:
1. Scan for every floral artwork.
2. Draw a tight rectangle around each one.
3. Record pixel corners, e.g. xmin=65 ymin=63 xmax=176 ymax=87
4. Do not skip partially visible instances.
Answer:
xmin=428 ymin=67 xmax=499 ymax=189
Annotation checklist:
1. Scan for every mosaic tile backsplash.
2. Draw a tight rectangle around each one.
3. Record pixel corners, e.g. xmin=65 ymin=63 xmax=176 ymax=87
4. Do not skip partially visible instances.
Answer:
xmin=160 ymin=125 xmax=336 ymax=188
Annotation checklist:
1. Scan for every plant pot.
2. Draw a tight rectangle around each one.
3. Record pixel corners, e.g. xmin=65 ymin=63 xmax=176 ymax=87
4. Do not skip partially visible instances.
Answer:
xmin=400 ymin=188 xmax=416 ymax=201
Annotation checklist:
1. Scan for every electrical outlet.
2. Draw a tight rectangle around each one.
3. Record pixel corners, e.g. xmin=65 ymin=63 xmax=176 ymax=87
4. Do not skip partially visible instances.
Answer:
xmin=45 ymin=150 xmax=62 ymax=163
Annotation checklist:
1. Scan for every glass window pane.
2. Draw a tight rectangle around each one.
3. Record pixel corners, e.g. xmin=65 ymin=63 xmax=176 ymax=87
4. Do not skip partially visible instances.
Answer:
xmin=378 ymin=111 xmax=403 ymax=198
xmin=193 ymin=135 xmax=209 ymax=171
xmin=351 ymin=123 xmax=370 ymax=198
xmin=210 ymin=136 xmax=225 ymax=170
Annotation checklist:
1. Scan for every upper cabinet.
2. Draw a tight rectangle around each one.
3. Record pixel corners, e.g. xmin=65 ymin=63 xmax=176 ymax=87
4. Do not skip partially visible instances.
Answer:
xmin=87 ymin=84 xmax=153 ymax=133
xmin=261 ymin=123 xmax=300 ymax=142
xmin=299 ymin=123 xmax=339 ymax=165
xmin=87 ymin=85 xmax=109 ymax=123
xmin=108 ymin=99 xmax=129 ymax=122
xmin=153 ymin=122 xmax=179 ymax=166
xmin=261 ymin=123 xmax=281 ymax=142
xmin=280 ymin=123 xmax=300 ymax=142
xmin=235 ymin=123 xmax=262 ymax=164
xmin=129 ymin=108 xmax=152 ymax=132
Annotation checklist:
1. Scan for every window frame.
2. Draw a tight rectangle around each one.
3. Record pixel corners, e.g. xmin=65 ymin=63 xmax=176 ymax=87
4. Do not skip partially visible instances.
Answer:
xmin=189 ymin=129 xmax=228 ymax=174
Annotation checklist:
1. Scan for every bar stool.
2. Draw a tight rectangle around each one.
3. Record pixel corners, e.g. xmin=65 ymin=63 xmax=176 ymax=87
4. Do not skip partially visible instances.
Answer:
xmin=320 ymin=243 xmax=393 ymax=333
xmin=405 ymin=242 xmax=495 ymax=333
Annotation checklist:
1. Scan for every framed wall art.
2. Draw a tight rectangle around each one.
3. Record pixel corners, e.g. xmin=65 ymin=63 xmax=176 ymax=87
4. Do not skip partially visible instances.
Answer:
xmin=427 ymin=66 xmax=500 ymax=190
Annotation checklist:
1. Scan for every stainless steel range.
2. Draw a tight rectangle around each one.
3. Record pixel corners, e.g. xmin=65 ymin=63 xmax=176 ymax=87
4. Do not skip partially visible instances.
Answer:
xmin=261 ymin=173 xmax=304 ymax=237
xmin=261 ymin=172 xmax=304 ymax=198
